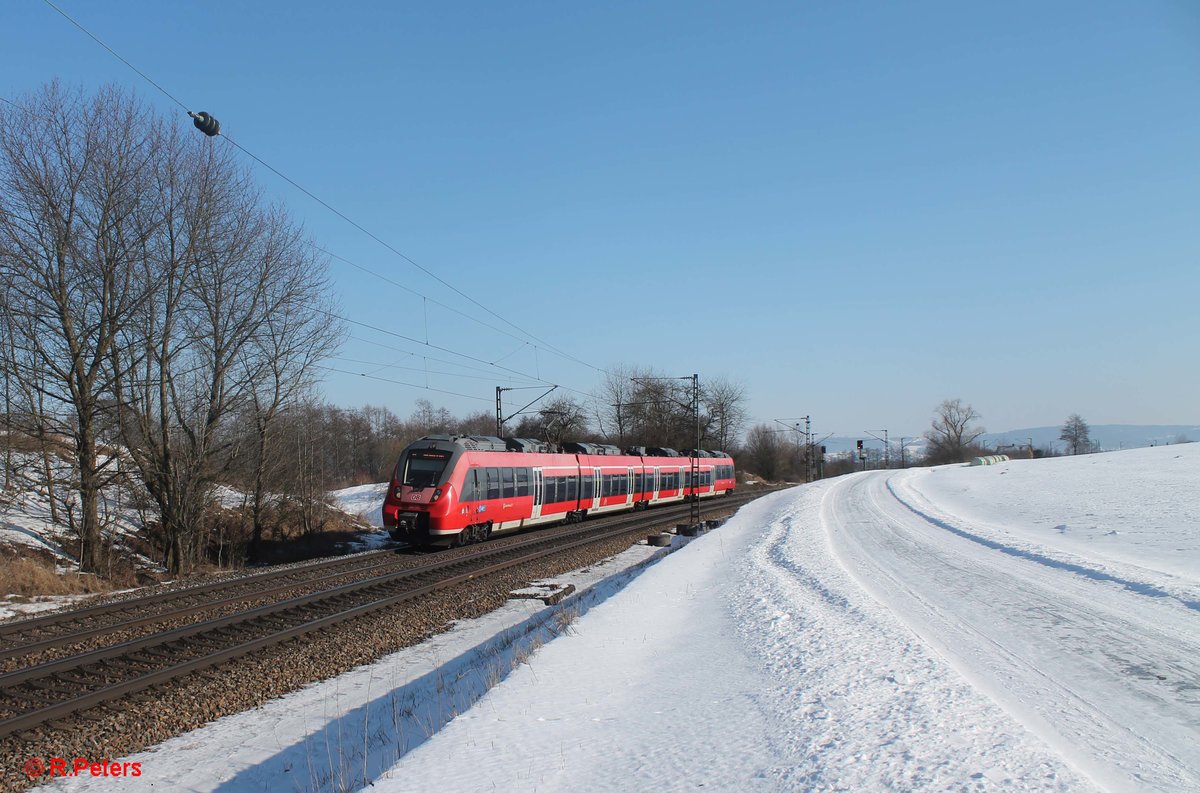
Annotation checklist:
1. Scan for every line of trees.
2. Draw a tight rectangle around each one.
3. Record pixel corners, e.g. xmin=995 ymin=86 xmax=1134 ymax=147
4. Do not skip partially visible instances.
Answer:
xmin=1 ymin=85 xmax=754 ymax=576
xmin=0 ymin=83 xmax=343 ymax=573
xmin=12 ymin=83 xmax=1043 ymax=575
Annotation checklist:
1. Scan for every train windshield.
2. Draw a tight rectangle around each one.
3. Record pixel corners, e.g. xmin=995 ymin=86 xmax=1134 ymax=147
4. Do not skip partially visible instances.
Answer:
xmin=401 ymin=450 xmax=451 ymax=489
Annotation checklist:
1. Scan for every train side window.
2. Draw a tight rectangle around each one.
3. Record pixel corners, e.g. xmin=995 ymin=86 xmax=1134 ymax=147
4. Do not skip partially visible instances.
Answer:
xmin=546 ymin=476 xmax=559 ymax=503
xmin=502 ymin=467 xmax=515 ymax=498
xmin=462 ymin=469 xmax=478 ymax=501
xmin=516 ymin=467 xmax=530 ymax=497
xmin=581 ymin=473 xmax=593 ymax=500
xmin=486 ymin=467 xmax=500 ymax=499
xmin=567 ymin=475 xmax=577 ymax=501
xmin=634 ymin=472 xmax=642 ymax=493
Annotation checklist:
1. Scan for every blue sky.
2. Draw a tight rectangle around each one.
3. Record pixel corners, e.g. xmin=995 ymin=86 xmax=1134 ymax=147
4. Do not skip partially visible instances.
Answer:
xmin=4 ymin=0 xmax=1198 ymax=438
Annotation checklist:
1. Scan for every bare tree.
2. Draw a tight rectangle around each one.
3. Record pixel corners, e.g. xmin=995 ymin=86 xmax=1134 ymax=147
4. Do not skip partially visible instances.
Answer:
xmin=238 ymin=226 xmax=344 ymax=560
xmin=457 ymin=410 xmax=497 ymax=437
xmin=743 ymin=424 xmax=784 ymax=480
xmin=1059 ymin=414 xmax=1091 ymax=455
xmin=595 ymin=365 xmax=637 ymax=445
xmin=525 ymin=395 xmax=590 ymax=447
xmin=924 ymin=399 xmax=985 ymax=464
xmin=0 ymin=83 xmax=161 ymax=571
xmin=702 ymin=376 xmax=747 ymax=452
xmin=108 ymin=121 xmax=342 ymax=572
xmin=409 ymin=399 xmax=453 ymax=435
xmin=619 ymin=367 xmax=695 ymax=450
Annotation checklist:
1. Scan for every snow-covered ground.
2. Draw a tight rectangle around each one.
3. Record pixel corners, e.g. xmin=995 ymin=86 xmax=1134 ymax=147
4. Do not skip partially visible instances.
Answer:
xmin=330 ymin=482 xmax=389 ymax=529
xmin=33 ymin=444 xmax=1200 ymax=792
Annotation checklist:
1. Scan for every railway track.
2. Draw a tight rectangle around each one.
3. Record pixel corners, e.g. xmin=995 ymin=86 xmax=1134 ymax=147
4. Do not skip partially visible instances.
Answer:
xmin=0 ymin=492 xmax=763 ymax=740
xmin=0 ymin=549 xmax=400 ymax=666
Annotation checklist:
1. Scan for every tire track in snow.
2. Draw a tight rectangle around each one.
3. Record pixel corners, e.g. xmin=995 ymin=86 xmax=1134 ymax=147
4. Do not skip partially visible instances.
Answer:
xmin=886 ymin=473 xmax=1200 ymax=612
xmin=731 ymin=480 xmax=1086 ymax=791
xmin=823 ymin=472 xmax=1200 ymax=793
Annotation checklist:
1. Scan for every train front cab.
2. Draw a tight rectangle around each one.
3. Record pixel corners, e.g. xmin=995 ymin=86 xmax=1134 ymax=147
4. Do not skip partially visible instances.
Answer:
xmin=382 ymin=440 xmax=466 ymax=546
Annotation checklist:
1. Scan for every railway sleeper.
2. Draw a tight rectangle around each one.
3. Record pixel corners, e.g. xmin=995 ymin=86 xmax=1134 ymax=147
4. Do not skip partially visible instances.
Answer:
xmin=10 ymin=689 xmax=61 ymax=706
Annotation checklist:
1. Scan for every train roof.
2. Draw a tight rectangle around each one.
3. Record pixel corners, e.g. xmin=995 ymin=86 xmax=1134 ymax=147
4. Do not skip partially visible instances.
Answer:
xmin=412 ymin=436 xmax=730 ymax=460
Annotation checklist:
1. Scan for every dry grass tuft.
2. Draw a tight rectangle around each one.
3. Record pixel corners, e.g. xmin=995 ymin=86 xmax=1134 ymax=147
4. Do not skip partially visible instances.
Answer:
xmin=0 ymin=552 xmax=113 ymax=598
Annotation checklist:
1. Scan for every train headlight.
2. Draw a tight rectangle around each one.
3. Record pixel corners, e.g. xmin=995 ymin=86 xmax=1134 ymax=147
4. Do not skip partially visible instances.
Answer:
xmin=431 ymin=487 xmax=443 ymax=502
xmin=393 ymin=487 xmax=403 ymax=499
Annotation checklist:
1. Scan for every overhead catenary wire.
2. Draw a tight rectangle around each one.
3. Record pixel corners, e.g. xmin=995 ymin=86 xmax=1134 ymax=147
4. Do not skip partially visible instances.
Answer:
xmin=40 ymin=0 xmax=191 ymax=114
xmin=347 ymin=335 xmax=540 ymax=383
xmin=327 ymin=311 xmax=602 ymax=404
xmin=342 ymin=335 xmax=600 ymax=402
xmin=21 ymin=6 xmax=712 ymax=426
xmin=313 ymin=365 xmax=495 ymax=404
xmin=1 ymin=115 xmax=607 ymax=410
xmin=315 ymin=245 xmax=547 ymax=352
xmin=37 ymin=0 xmax=605 ymax=378
xmin=1 ymin=92 xmax=583 ymax=379
xmin=328 ymin=355 xmax=543 ymax=385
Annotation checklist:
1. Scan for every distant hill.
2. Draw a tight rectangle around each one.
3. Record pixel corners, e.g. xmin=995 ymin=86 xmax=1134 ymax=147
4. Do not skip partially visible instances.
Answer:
xmin=982 ymin=425 xmax=1199 ymax=453
xmin=814 ymin=425 xmax=1197 ymax=457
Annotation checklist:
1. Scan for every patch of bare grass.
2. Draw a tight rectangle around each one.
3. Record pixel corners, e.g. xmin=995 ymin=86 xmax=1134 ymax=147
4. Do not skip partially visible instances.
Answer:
xmin=0 ymin=552 xmax=113 ymax=597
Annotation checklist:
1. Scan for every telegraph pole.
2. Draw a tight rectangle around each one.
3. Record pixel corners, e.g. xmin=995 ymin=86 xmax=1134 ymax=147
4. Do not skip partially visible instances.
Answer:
xmin=805 ymin=416 xmax=813 ymax=482
xmin=691 ymin=373 xmax=700 ymax=527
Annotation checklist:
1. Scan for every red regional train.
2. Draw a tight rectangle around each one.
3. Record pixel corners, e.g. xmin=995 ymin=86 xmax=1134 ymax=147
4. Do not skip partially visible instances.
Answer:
xmin=382 ymin=435 xmax=736 ymax=546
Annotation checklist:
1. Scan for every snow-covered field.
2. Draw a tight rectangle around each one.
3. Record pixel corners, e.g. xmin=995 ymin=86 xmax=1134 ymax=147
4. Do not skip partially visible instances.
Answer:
xmin=33 ymin=444 xmax=1199 ymax=792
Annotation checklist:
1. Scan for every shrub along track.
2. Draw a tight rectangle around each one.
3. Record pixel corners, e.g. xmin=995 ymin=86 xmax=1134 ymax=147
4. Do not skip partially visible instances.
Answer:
xmin=0 ymin=491 xmax=766 ymax=790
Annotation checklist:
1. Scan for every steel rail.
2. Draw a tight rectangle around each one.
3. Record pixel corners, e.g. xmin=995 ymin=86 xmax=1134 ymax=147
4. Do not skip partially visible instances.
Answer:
xmin=0 ymin=553 xmax=404 ymax=663
xmin=0 ymin=549 xmax=395 ymax=641
xmin=0 ymin=491 xmax=759 ymax=660
xmin=0 ymin=492 xmax=758 ymax=739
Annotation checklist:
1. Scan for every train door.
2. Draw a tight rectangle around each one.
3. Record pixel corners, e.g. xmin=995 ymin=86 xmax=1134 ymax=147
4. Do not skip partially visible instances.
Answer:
xmin=652 ymin=466 xmax=659 ymax=502
xmin=626 ymin=467 xmax=634 ymax=505
xmin=592 ymin=467 xmax=601 ymax=510
xmin=531 ymin=469 xmax=543 ymax=520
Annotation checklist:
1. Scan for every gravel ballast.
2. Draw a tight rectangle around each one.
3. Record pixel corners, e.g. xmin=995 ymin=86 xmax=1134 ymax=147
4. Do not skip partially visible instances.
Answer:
xmin=3 ymin=507 xmax=739 ymax=792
